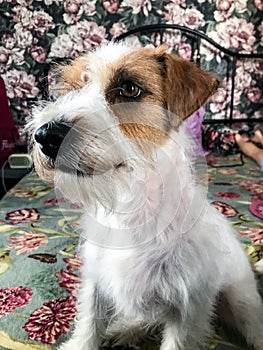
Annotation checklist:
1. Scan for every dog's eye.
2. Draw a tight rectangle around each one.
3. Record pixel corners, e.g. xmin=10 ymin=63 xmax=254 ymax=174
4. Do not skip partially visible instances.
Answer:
xmin=119 ymin=80 xmax=143 ymax=99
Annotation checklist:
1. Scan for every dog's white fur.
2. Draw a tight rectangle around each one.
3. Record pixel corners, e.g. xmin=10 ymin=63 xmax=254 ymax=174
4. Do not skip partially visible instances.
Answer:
xmin=29 ymin=43 xmax=263 ymax=350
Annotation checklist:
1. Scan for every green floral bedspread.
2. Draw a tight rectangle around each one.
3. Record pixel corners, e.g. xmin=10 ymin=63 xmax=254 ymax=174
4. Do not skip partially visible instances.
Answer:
xmin=0 ymin=154 xmax=262 ymax=350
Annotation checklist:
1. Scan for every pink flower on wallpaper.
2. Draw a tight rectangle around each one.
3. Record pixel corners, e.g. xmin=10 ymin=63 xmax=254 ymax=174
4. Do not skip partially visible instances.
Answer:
xmin=14 ymin=25 xmax=33 ymax=49
xmin=7 ymin=231 xmax=48 ymax=255
xmin=63 ymin=0 xmax=85 ymax=24
xmin=258 ymin=22 xmax=263 ymax=45
xmin=121 ymin=0 xmax=153 ymax=16
xmin=2 ymin=70 xmax=39 ymax=99
xmin=35 ymin=0 xmax=59 ymax=4
xmin=64 ymin=0 xmax=83 ymax=14
xmin=164 ymin=3 xmax=184 ymax=23
xmin=30 ymin=46 xmax=47 ymax=63
xmin=216 ymin=192 xmax=240 ymax=200
xmin=110 ymin=22 xmax=127 ymax=38
xmin=254 ymin=0 xmax=263 ymax=11
xmin=23 ymin=296 xmax=76 ymax=344
xmin=151 ymin=30 xmax=182 ymax=51
xmin=76 ymin=21 xmax=107 ymax=49
xmin=238 ymin=228 xmax=263 ymax=244
xmin=50 ymin=21 xmax=107 ymax=58
xmin=0 ymin=286 xmax=33 ymax=317
xmin=49 ymin=34 xmax=75 ymax=58
xmin=234 ymin=0 xmax=248 ymax=14
xmin=13 ymin=6 xmax=34 ymax=29
xmin=6 ymin=208 xmax=40 ymax=224
xmin=216 ymin=0 xmax=234 ymax=11
xmin=177 ymin=42 xmax=192 ymax=61
xmin=102 ymin=0 xmax=119 ymax=13
xmin=2 ymin=34 xmax=16 ymax=50
xmin=32 ymin=10 xmax=54 ymax=35
xmin=83 ymin=0 xmax=97 ymax=16
xmin=164 ymin=5 xmax=204 ymax=29
xmin=211 ymin=201 xmax=238 ymax=217
xmin=165 ymin=0 xmax=186 ymax=6
xmin=209 ymin=18 xmax=256 ymax=52
xmin=246 ymin=86 xmax=261 ymax=103
xmin=0 ymin=47 xmax=9 ymax=65
xmin=183 ymin=8 xmax=204 ymax=29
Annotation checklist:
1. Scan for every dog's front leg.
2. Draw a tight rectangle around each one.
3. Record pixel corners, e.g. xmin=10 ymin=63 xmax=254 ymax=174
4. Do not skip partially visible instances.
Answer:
xmin=58 ymin=280 xmax=102 ymax=350
xmin=160 ymin=321 xmax=186 ymax=350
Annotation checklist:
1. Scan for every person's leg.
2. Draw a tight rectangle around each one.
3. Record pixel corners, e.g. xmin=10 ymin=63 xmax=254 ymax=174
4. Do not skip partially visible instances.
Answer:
xmin=251 ymin=129 xmax=263 ymax=146
xmin=235 ymin=133 xmax=263 ymax=171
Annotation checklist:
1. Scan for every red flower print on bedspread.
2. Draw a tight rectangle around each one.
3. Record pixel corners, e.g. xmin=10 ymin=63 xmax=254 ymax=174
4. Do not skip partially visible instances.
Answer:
xmin=0 ymin=286 xmax=33 ymax=317
xmin=211 ymin=201 xmax=238 ymax=217
xmin=238 ymin=228 xmax=263 ymax=244
xmin=216 ymin=191 xmax=240 ymax=200
xmin=7 ymin=230 xmax=48 ymax=255
xmin=23 ymin=296 xmax=76 ymax=344
xmin=5 ymin=208 xmax=40 ymax=224
xmin=56 ymin=254 xmax=82 ymax=297
xmin=56 ymin=270 xmax=81 ymax=297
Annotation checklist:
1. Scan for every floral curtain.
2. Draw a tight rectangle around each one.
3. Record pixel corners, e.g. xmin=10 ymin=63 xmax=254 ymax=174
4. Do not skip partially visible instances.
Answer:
xmin=0 ymin=0 xmax=262 ymax=125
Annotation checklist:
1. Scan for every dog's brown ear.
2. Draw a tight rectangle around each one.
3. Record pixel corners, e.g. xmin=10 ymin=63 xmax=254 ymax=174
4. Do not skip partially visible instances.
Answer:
xmin=160 ymin=51 xmax=219 ymax=121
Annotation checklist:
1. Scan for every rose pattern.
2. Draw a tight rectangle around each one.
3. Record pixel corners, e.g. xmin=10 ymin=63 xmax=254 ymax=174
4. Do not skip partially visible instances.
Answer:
xmin=0 ymin=286 xmax=33 ymax=317
xmin=6 ymin=208 xmax=40 ymax=224
xmin=0 ymin=0 xmax=261 ymax=124
xmin=23 ymin=296 xmax=76 ymax=344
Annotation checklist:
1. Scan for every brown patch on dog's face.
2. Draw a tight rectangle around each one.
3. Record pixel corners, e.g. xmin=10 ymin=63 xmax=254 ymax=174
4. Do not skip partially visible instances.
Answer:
xmin=103 ymin=46 xmax=218 ymax=144
xmin=53 ymin=56 xmax=88 ymax=94
xmin=103 ymin=47 xmax=170 ymax=145
xmin=47 ymin=45 xmax=219 ymax=149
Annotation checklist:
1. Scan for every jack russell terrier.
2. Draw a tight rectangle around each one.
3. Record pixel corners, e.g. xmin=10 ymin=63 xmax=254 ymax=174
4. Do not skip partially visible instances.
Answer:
xmin=28 ymin=43 xmax=263 ymax=350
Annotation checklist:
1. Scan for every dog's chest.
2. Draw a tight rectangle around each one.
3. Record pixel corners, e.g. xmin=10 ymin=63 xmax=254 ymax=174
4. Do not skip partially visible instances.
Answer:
xmin=83 ymin=241 xmax=181 ymax=321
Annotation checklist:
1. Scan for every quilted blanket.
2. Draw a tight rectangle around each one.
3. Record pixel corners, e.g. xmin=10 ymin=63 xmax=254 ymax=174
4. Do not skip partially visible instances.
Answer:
xmin=0 ymin=154 xmax=262 ymax=350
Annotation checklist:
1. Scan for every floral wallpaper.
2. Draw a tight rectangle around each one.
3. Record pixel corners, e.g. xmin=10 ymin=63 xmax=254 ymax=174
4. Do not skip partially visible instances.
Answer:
xmin=0 ymin=0 xmax=262 ymax=125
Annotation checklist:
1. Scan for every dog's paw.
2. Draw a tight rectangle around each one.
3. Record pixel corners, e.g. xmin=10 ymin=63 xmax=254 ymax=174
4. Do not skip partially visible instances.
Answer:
xmin=57 ymin=338 xmax=99 ymax=350
xmin=160 ymin=339 xmax=180 ymax=350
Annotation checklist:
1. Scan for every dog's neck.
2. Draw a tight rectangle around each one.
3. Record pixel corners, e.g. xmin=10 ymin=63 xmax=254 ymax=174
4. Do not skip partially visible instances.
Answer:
xmin=79 ymin=128 xmax=207 ymax=249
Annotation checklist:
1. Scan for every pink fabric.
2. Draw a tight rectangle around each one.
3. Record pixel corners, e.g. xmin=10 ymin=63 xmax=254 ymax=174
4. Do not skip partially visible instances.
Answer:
xmin=185 ymin=107 xmax=208 ymax=156
xmin=0 ymin=76 xmax=19 ymax=165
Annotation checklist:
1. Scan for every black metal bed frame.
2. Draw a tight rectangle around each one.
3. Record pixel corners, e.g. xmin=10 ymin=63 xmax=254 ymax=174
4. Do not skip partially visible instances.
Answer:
xmin=115 ymin=24 xmax=263 ymax=125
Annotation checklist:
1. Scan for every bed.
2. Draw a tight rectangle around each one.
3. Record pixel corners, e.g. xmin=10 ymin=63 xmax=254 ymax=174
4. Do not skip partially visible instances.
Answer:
xmin=0 ymin=25 xmax=262 ymax=350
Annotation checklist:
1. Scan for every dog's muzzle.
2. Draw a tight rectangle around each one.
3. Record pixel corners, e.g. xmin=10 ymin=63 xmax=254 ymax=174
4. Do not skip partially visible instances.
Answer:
xmin=34 ymin=121 xmax=72 ymax=161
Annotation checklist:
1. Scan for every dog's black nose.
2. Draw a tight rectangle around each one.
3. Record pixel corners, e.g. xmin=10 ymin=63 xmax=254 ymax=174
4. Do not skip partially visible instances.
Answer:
xmin=34 ymin=121 xmax=72 ymax=161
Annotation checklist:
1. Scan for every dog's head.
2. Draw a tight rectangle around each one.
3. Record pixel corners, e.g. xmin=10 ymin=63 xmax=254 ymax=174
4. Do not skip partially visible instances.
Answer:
xmin=29 ymin=43 xmax=218 ymax=207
